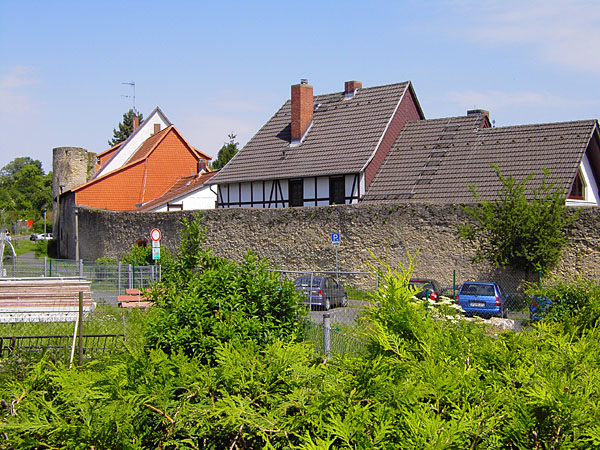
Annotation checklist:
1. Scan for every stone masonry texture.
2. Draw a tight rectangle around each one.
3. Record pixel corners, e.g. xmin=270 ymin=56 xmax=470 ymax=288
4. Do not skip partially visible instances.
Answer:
xmin=76 ymin=203 xmax=600 ymax=291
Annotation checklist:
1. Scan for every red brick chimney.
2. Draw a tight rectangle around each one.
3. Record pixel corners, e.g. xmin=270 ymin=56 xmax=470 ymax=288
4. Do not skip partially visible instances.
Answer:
xmin=132 ymin=114 xmax=140 ymax=132
xmin=344 ymin=80 xmax=362 ymax=94
xmin=291 ymin=79 xmax=313 ymax=142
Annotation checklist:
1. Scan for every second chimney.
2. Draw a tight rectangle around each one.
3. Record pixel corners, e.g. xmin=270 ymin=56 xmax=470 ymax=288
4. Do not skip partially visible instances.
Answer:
xmin=132 ymin=114 xmax=140 ymax=132
xmin=344 ymin=80 xmax=362 ymax=96
xmin=291 ymin=79 xmax=313 ymax=142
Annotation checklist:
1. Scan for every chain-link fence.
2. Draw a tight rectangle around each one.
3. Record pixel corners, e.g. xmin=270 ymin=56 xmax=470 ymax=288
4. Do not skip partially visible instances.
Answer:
xmin=276 ymin=268 xmax=542 ymax=340
xmin=2 ymin=255 xmax=160 ymax=305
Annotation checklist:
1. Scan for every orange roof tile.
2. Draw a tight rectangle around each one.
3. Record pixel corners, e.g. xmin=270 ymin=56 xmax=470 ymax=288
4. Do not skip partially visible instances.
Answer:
xmin=136 ymin=171 xmax=218 ymax=211
xmin=73 ymin=126 xmax=209 ymax=210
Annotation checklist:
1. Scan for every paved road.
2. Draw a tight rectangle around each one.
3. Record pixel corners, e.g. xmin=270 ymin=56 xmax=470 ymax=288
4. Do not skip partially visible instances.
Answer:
xmin=306 ymin=300 xmax=369 ymax=325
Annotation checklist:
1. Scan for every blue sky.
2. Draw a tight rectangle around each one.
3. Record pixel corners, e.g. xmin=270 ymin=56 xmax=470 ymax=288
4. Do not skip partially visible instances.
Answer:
xmin=1 ymin=0 xmax=599 ymax=174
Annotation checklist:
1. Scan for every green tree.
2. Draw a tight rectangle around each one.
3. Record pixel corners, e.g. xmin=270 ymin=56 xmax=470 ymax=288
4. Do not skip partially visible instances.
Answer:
xmin=107 ymin=109 xmax=143 ymax=146
xmin=210 ymin=133 xmax=239 ymax=170
xmin=0 ymin=157 xmax=52 ymax=223
xmin=458 ymin=165 xmax=576 ymax=275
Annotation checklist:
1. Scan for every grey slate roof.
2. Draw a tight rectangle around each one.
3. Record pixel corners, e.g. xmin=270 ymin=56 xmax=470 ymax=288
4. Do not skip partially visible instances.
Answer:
xmin=209 ymin=82 xmax=413 ymax=184
xmin=363 ymin=115 xmax=598 ymax=203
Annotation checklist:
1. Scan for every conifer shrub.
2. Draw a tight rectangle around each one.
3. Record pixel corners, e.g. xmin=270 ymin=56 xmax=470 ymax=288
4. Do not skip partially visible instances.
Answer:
xmin=144 ymin=214 xmax=305 ymax=361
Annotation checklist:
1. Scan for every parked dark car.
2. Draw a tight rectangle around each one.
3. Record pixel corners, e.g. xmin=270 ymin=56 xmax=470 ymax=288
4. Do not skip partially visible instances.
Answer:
xmin=455 ymin=282 xmax=507 ymax=318
xmin=409 ymin=278 xmax=442 ymax=301
xmin=293 ymin=276 xmax=348 ymax=310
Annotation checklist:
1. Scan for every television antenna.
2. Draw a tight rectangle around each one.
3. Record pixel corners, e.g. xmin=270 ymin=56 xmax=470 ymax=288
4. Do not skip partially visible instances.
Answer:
xmin=121 ymin=81 xmax=136 ymax=114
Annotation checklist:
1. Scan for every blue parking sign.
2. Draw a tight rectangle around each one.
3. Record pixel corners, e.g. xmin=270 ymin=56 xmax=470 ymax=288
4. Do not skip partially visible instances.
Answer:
xmin=331 ymin=232 xmax=341 ymax=246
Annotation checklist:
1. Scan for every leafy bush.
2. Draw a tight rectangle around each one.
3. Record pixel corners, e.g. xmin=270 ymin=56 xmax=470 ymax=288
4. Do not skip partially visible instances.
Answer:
xmin=144 ymin=215 xmax=305 ymax=361
xmin=459 ymin=165 xmax=576 ymax=274
xmin=526 ymin=280 xmax=600 ymax=330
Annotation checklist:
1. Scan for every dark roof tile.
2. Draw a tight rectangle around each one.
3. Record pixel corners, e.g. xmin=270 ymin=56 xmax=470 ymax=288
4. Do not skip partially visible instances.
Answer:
xmin=363 ymin=116 xmax=598 ymax=203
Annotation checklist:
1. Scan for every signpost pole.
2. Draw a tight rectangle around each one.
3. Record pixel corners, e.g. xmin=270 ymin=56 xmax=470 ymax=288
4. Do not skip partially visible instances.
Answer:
xmin=331 ymin=232 xmax=341 ymax=280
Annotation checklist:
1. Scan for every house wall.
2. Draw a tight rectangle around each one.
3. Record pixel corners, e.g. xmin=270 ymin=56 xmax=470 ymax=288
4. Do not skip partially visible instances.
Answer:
xmin=364 ymin=88 xmax=423 ymax=188
xmin=216 ymin=174 xmax=360 ymax=208
xmin=74 ymin=203 xmax=600 ymax=290
xmin=150 ymin=186 xmax=217 ymax=212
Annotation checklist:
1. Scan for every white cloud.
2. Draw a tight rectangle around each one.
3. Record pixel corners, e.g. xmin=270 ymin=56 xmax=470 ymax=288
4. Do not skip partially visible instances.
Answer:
xmin=450 ymin=0 xmax=600 ymax=73
xmin=0 ymin=66 xmax=39 ymax=114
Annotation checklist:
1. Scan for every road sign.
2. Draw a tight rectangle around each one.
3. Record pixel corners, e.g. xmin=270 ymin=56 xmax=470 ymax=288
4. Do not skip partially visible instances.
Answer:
xmin=150 ymin=228 xmax=161 ymax=241
xmin=331 ymin=232 xmax=341 ymax=246
xmin=152 ymin=247 xmax=161 ymax=260
xmin=152 ymin=240 xmax=160 ymax=248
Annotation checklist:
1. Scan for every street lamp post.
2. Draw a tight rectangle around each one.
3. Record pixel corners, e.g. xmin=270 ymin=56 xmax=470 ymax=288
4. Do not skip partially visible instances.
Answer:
xmin=74 ymin=207 xmax=79 ymax=262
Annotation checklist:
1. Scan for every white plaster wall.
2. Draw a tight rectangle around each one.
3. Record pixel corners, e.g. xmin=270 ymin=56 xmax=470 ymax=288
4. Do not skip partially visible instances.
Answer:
xmin=150 ymin=186 xmax=216 ymax=211
xmin=229 ymin=183 xmax=240 ymax=204
xmin=240 ymin=182 xmax=252 ymax=204
xmin=252 ymin=181 xmax=264 ymax=207
xmin=316 ymin=177 xmax=329 ymax=206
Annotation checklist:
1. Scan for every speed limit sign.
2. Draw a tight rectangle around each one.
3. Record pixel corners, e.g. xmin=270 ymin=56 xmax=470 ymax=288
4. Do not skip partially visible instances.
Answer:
xmin=150 ymin=228 xmax=161 ymax=241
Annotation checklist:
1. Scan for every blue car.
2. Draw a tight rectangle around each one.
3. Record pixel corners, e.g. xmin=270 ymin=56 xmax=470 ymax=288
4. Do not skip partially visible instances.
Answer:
xmin=455 ymin=282 xmax=507 ymax=318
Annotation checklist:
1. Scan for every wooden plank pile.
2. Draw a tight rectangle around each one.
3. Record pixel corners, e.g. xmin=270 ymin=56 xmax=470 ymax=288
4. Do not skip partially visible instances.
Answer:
xmin=0 ymin=277 xmax=94 ymax=323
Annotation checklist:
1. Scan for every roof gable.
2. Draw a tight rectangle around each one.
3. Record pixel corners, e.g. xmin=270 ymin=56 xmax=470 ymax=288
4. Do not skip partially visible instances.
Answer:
xmin=74 ymin=125 xmax=206 ymax=193
xmin=363 ymin=115 xmax=599 ymax=203
xmin=210 ymin=81 xmax=416 ymax=184
xmin=96 ymin=107 xmax=172 ymax=177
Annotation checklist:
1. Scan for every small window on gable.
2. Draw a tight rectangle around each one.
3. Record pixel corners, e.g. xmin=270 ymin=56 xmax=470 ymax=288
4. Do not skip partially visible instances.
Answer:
xmin=167 ymin=203 xmax=183 ymax=211
xmin=569 ymin=170 xmax=585 ymax=200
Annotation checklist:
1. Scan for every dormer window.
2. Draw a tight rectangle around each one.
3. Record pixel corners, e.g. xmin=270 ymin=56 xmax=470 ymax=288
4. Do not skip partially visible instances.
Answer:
xmin=569 ymin=169 xmax=585 ymax=200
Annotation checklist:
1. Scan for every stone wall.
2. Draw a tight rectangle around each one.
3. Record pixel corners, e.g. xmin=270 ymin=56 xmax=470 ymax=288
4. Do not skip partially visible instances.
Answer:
xmin=75 ymin=203 xmax=600 ymax=291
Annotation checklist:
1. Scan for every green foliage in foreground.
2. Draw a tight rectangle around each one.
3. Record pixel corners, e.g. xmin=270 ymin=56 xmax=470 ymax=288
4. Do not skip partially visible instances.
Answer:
xmin=526 ymin=279 xmax=600 ymax=330
xmin=459 ymin=165 xmax=575 ymax=275
xmin=2 ymin=217 xmax=600 ymax=448
xmin=144 ymin=215 xmax=305 ymax=361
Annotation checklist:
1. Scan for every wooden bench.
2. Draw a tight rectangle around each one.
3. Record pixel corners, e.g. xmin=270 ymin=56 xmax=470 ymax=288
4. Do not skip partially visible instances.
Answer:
xmin=0 ymin=278 xmax=94 ymax=323
xmin=117 ymin=288 xmax=153 ymax=308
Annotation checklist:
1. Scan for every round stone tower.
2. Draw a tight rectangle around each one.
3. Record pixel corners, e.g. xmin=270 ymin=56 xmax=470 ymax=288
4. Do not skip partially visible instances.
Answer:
xmin=52 ymin=147 xmax=97 ymax=245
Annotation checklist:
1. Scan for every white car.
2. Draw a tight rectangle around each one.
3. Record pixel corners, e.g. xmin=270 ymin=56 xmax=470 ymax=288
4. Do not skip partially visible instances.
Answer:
xmin=31 ymin=233 xmax=53 ymax=241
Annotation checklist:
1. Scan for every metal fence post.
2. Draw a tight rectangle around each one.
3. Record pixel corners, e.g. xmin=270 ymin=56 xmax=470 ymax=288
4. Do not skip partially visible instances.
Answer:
xmin=453 ymin=270 xmax=456 ymax=299
xmin=79 ymin=259 xmax=83 ymax=278
xmin=118 ymin=261 xmax=122 ymax=296
xmin=78 ymin=291 xmax=83 ymax=365
xmin=323 ymin=313 xmax=331 ymax=356
xmin=44 ymin=256 xmax=47 ymax=277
